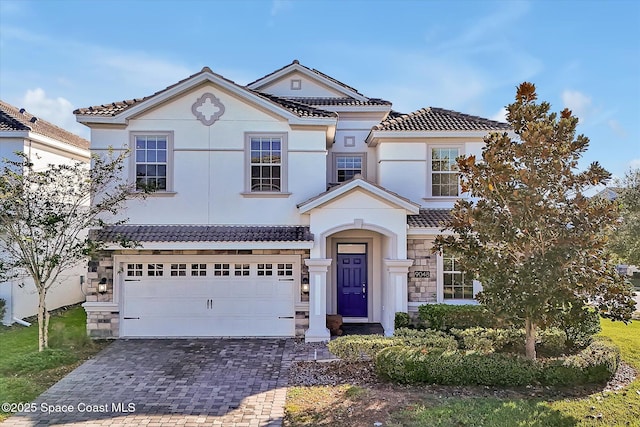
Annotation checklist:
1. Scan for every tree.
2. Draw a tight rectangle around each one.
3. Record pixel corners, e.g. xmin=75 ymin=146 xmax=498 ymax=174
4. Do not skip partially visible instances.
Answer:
xmin=607 ymin=168 xmax=640 ymax=265
xmin=0 ymin=151 xmax=141 ymax=351
xmin=433 ymin=82 xmax=636 ymax=360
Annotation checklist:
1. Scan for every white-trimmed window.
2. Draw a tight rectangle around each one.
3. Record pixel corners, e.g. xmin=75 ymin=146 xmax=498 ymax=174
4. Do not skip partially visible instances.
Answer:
xmin=246 ymin=133 xmax=287 ymax=193
xmin=335 ymin=154 xmax=364 ymax=182
xmin=234 ymin=264 xmax=250 ymax=276
xmin=442 ymin=253 xmax=473 ymax=299
xmin=131 ymin=132 xmax=173 ymax=192
xmin=191 ymin=264 xmax=207 ymax=277
xmin=431 ymin=147 xmax=460 ymax=197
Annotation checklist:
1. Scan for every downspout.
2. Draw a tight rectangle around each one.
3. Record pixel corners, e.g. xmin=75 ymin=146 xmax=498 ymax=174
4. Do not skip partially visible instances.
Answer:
xmin=12 ymin=317 xmax=31 ymax=327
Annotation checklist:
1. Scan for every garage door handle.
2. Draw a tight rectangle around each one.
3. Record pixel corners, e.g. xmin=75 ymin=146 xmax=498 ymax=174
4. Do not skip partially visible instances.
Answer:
xmin=278 ymin=278 xmax=294 ymax=281
xmin=124 ymin=317 xmax=140 ymax=320
xmin=124 ymin=279 xmax=140 ymax=282
xmin=278 ymin=316 xmax=294 ymax=319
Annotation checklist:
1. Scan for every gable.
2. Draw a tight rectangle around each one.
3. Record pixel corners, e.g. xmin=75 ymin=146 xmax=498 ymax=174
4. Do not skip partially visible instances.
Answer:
xmin=75 ymin=68 xmax=337 ymax=127
xmin=255 ymin=71 xmax=347 ymax=99
xmin=128 ymin=83 xmax=289 ymax=124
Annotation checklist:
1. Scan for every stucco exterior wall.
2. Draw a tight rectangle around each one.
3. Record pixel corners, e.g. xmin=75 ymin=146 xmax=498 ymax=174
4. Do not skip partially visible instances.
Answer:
xmin=89 ymin=84 xmax=328 ymax=226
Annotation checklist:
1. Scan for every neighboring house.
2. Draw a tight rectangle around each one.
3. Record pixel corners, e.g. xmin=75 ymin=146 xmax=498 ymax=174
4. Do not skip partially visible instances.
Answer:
xmin=594 ymin=187 xmax=622 ymax=201
xmin=0 ymin=100 xmax=91 ymax=325
xmin=74 ymin=60 xmax=510 ymax=341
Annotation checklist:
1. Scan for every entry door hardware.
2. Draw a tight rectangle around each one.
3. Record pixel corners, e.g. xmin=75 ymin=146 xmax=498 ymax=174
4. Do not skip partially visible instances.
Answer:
xmin=362 ymin=283 xmax=366 ymax=298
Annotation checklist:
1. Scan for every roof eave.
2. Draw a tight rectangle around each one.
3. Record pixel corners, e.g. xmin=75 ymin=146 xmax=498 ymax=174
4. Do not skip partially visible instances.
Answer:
xmin=102 ymin=241 xmax=315 ymax=250
xmin=366 ymin=129 xmax=510 ymax=146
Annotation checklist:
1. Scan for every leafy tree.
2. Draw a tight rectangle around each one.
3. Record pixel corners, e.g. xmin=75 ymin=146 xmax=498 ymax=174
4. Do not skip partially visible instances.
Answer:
xmin=607 ymin=168 xmax=640 ymax=265
xmin=0 ymin=151 xmax=141 ymax=351
xmin=434 ymin=82 xmax=636 ymax=360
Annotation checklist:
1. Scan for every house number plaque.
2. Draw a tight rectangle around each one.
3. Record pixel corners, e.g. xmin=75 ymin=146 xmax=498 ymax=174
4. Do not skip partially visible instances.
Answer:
xmin=413 ymin=271 xmax=430 ymax=278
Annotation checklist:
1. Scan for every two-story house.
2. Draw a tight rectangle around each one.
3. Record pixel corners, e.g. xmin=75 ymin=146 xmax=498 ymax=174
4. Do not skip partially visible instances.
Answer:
xmin=75 ymin=60 xmax=510 ymax=341
xmin=1 ymin=100 xmax=90 ymax=325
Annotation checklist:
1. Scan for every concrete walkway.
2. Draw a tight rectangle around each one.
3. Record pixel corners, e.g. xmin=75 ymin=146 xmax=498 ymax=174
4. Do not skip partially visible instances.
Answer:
xmin=10 ymin=339 xmax=334 ymax=427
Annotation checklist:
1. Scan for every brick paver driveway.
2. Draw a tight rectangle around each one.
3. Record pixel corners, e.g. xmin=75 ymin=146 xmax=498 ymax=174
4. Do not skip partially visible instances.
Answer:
xmin=11 ymin=339 xmax=297 ymax=426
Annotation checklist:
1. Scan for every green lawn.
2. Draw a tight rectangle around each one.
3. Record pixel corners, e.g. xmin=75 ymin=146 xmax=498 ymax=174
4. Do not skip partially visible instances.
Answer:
xmin=0 ymin=306 xmax=110 ymax=422
xmin=389 ymin=319 xmax=640 ymax=427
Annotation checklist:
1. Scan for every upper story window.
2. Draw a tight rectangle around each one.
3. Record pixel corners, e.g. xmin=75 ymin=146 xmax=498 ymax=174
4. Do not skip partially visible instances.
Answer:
xmin=245 ymin=133 xmax=288 ymax=194
xmin=431 ymin=147 xmax=460 ymax=197
xmin=442 ymin=252 xmax=473 ymax=299
xmin=131 ymin=132 xmax=173 ymax=192
xmin=336 ymin=155 xmax=363 ymax=182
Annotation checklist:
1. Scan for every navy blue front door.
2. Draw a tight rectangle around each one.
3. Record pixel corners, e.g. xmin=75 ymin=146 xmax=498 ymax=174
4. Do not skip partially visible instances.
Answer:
xmin=337 ymin=253 xmax=367 ymax=317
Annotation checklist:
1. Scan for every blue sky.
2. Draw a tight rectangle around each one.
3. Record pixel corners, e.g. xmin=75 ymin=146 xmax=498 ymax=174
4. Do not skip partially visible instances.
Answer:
xmin=1 ymin=0 xmax=638 ymax=182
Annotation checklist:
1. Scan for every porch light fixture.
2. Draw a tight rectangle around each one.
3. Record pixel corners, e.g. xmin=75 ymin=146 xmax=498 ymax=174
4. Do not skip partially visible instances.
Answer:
xmin=301 ymin=277 xmax=310 ymax=293
xmin=97 ymin=278 xmax=108 ymax=294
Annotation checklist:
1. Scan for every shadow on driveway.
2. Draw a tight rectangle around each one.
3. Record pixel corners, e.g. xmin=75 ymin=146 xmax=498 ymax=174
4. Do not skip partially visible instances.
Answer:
xmin=11 ymin=339 xmax=290 ymax=426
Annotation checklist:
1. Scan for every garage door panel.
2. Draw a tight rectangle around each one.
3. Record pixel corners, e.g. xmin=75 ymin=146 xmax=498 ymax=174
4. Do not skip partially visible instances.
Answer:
xmin=121 ymin=257 xmax=297 ymax=338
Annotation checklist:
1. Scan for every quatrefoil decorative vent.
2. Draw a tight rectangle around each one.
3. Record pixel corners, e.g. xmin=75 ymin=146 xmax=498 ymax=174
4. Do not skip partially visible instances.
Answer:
xmin=191 ymin=93 xmax=225 ymax=126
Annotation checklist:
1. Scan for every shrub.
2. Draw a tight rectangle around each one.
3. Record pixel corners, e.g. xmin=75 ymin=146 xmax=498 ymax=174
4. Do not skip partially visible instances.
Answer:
xmin=375 ymin=346 xmax=538 ymax=386
xmin=556 ymin=306 xmax=601 ymax=350
xmin=328 ymin=335 xmax=398 ymax=360
xmin=450 ymin=327 xmax=567 ymax=356
xmin=393 ymin=328 xmax=458 ymax=350
xmin=394 ymin=312 xmax=412 ymax=329
xmin=328 ymin=330 xmax=457 ymax=360
xmin=539 ymin=340 xmax=620 ymax=386
xmin=374 ymin=339 xmax=619 ymax=387
xmin=417 ymin=304 xmax=497 ymax=331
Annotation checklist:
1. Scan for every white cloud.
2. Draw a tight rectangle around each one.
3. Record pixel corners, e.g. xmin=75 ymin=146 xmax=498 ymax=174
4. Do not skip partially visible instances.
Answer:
xmin=607 ymin=119 xmax=627 ymax=138
xmin=491 ymin=107 xmax=508 ymax=122
xmin=19 ymin=88 xmax=89 ymax=139
xmin=561 ymin=90 xmax=592 ymax=122
xmin=270 ymin=0 xmax=293 ymax=16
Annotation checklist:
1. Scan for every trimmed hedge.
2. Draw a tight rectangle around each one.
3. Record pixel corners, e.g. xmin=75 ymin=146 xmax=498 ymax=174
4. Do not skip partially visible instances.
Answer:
xmin=327 ymin=329 xmax=457 ymax=360
xmin=450 ymin=327 xmax=568 ymax=357
xmin=374 ymin=340 xmax=620 ymax=386
xmin=417 ymin=304 xmax=498 ymax=331
xmin=394 ymin=312 xmax=411 ymax=329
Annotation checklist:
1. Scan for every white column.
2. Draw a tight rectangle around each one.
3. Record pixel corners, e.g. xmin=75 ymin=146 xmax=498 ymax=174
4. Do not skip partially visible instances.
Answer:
xmin=304 ymin=258 xmax=332 ymax=343
xmin=382 ymin=259 xmax=414 ymax=336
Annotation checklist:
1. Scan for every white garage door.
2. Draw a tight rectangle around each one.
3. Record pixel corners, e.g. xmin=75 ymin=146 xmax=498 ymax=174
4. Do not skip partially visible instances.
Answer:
xmin=120 ymin=256 xmax=297 ymax=337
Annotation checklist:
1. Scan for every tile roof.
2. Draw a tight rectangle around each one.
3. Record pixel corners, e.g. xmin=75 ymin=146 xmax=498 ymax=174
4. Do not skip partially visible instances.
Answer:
xmin=284 ymin=97 xmax=391 ymax=106
xmin=74 ymin=67 xmax=337 ymax=120
xmin=74 ymin=67 xmax=232 ymax=117
xmin=407 ymin=209 xmax=452 ymax=228
xmin=1 ymin=100 xmax=89 ymax=149
xmin=90 ymin=225 xmax=314 ymax=243
xmin=374 ymin=107 xmax=511 ymax=132
xmin=249 ymin=92 xmax=337 ymax=118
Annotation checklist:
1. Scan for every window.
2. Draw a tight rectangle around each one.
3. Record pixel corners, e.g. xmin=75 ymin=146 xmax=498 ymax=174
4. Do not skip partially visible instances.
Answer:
xmin=257 ymin=263 xmax=273 ymax=276
xmin=277 ymin=263 xmax=293 ymax=276
xmin=147 ymin=263 xmax=164 ymax=277
xmin=131 ymin=132 xmax=173 ymax=192
xmin=126 ymin=264 xmax=143 ymax=277
xmin=191 ymin=264 xmax=207 ymax=276
xmin=234 ymin=264 xmax=250 ymax=276
xmin=442 ymin=253 xmax=473 ymax=299
xmin=336 ymin=155 xmax=363 ymax=182
xmin=431 ymin=148 xmax=460 ymax=197
xmin=214 ymin=263 xmax=230 ymax=276
xmin=170 ymin=264 xmax=187 ymax=277
xmin=245 ymin=133 xmax=287 ymax=193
